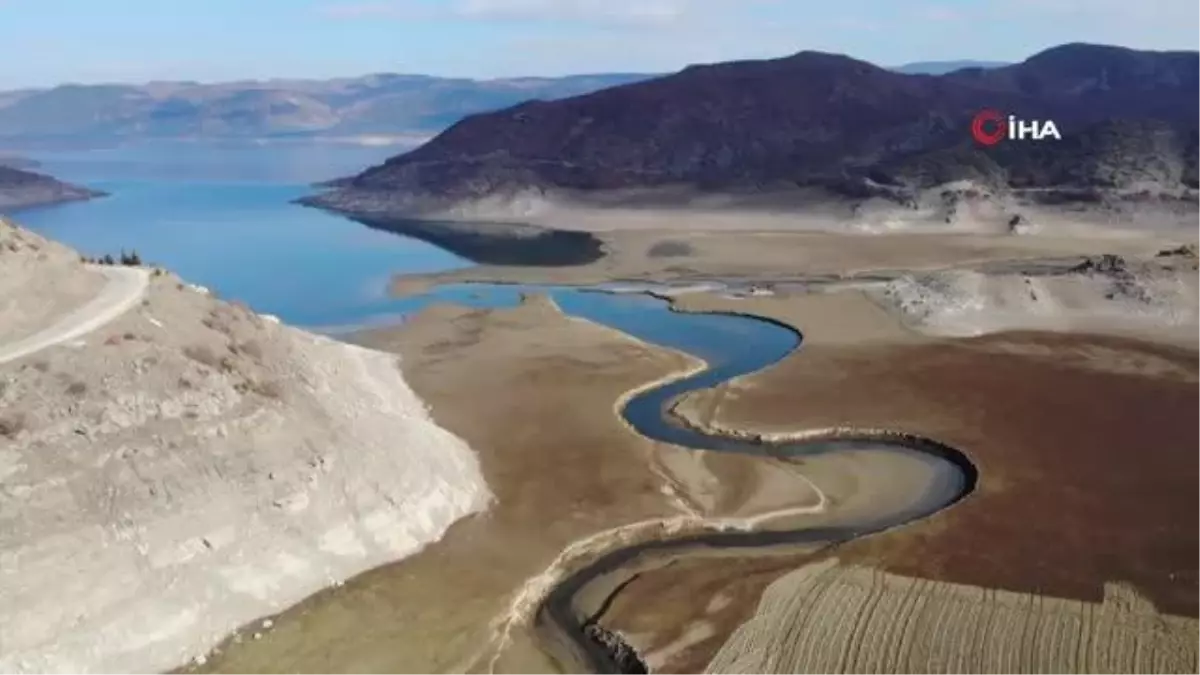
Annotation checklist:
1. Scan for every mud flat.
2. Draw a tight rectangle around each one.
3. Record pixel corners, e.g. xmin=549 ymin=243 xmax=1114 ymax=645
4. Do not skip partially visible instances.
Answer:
xmin=596 ymin=289 xmax=1197 ymax=672
xmin=382 ymin=226 xmax=1194 ymax=294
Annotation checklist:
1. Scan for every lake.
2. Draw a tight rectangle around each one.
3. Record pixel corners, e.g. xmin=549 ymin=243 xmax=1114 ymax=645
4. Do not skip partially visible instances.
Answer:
xmin=14 ymin=140 xmax=474 ymax=329
xmin=11 ymin=141 xmax=798 ymax=361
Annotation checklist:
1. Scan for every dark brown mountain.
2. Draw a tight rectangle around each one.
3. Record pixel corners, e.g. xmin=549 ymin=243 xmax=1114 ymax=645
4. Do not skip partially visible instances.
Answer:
xmin=308 ymin=43 xmax=1198 ymax=215
xmin=0 ymin=166 xmax=106 ymax=213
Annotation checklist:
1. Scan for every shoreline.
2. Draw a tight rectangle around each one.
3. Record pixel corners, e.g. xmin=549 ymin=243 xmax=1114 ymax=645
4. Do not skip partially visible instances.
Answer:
xmin=382 ymin=233 xmax=1197 ymax=300
xmin=0 ymin=187 xmax=108 ymax=214
xmin=294 ymin=199 xmax=607 ymax=266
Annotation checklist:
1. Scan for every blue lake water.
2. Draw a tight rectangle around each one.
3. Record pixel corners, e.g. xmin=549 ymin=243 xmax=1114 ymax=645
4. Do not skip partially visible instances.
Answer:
xmin=14 ymin=144 xmax=972 ymax=605
xmin=15 ymin=142 xmax=476 ymax=328
xmin=13 ymin=142 xmax=799 ymax=383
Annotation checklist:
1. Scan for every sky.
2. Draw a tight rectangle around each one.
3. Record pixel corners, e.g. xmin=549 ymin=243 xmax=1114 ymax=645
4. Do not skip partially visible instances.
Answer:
xmin=1 ymin=0 xmax=1197 ymax=88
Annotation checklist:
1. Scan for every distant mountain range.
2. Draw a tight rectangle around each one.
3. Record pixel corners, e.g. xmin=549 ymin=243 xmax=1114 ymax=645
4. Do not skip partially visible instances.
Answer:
xmin=0 ymin=73 xmax=652 ymax=146
xmin=892 ymin=60 xmax=1011 ymax=75
xmin=0 ymin=154 xmax=39 ymax=170
xmin=306 ymin=43 xmax=1197 ymax=219
xmin=0 ymin=61 xmax=1009 ymax=146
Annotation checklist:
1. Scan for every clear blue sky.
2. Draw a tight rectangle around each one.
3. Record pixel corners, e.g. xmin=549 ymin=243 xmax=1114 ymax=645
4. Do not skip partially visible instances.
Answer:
xmin=2 ymin=0 xmax=1197 ymax=88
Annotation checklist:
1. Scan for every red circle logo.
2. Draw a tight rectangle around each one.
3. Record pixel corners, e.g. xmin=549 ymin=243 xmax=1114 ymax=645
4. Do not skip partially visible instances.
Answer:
xmin=971 ymin=109 xmax=1006 ymax=146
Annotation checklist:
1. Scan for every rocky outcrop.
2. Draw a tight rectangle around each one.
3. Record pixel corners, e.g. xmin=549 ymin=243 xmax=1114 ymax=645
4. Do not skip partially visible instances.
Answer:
xmin=583 ymin=623 xmax=649 ymax=674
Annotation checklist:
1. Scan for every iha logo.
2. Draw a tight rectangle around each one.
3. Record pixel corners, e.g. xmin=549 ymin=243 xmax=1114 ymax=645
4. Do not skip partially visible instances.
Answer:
xmin=970 ymin=109 xmax=1062 ymax=145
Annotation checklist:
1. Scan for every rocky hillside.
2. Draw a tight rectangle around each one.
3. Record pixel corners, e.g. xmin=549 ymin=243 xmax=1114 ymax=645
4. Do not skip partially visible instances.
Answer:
xmin=0 ymin=218 xmax=491 ymax=672
xmin=308 ymin=44 xmax=1198 ymax=216
xmin=0 ymin=166 xmax=105 ymax=212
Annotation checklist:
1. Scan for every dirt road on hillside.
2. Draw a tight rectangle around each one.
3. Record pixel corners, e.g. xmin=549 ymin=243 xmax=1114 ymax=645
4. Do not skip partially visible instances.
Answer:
xmin=0 ymin=266 xmax=149 ymax=365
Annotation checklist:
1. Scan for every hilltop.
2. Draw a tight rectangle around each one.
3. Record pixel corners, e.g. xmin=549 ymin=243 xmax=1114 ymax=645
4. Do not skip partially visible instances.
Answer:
xmin=304 ymin=43 xmax=1198 ymax=235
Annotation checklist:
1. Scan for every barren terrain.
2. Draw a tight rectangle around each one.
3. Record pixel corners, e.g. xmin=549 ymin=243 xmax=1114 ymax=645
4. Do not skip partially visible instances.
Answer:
xmin=0 ymin=219 xmax=490 ymax=673
xmin=386 ymin=222 xmax=1195 ymax=295
xmin=596 ymin=288 xmax=1197 ymax=672
xmin=708 ymin=558 xmax=1197 ymax=674
xmin=189 ymin=296 xmax=702 ymax=673
xmin=190 ymin=293 xmax=960 ymax=673
xmin=5 ymin=204 xmax=1195 ymax=674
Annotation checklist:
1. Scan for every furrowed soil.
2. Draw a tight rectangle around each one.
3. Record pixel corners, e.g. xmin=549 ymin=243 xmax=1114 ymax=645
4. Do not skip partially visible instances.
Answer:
xmin=706 ymin=558 xmax=1197 ymax=674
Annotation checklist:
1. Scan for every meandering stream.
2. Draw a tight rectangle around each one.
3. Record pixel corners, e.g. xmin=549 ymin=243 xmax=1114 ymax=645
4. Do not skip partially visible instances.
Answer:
xmin=525 ymin=289 xmax=978 ymax=673
xmin=16 ymin=145 xmax=978 ymax=673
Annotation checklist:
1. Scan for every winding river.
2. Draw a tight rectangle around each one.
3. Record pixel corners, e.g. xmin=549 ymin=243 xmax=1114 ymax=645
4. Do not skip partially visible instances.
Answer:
xmin=16 ymin=143 xmax=979 ymax=674
xmin=525 ymin=289 xmax=979 ymax=673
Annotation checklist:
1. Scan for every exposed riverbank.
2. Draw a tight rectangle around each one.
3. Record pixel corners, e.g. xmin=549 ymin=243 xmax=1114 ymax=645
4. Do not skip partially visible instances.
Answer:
xmin=603 ymin=289 xmax=1198 ymax=672
xmin=379 ymin=226 xmax=1195 ymax=296
xmin=187 ymin=290 xmax=965 ymax=673
xmin=187 ymin=274 xmax=1197 ymax=673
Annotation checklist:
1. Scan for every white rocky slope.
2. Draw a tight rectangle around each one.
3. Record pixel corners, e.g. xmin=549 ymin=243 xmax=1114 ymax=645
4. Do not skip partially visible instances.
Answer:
xmin=0 ymin=219 xmax=492 ymax=673
xmin=870 ymin=251 xmax=1200 ymax=345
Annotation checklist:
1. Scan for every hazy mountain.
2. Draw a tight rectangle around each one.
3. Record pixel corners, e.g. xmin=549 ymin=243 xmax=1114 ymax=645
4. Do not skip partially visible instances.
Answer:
xmin=893 ymin=60 xmax=1010 ymax=74
xmin=0 ymin=73 xmax=655 ymax=145
xmin=309 ymin=43 xmax=1197 ymax=214
xmin=0 ymin=155 xmax=39 ymax=169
